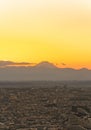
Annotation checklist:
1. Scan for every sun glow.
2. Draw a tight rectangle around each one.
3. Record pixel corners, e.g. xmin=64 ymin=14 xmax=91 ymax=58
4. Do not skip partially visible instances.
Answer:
xmin=0 ymin=0 xmax=91 ymax=68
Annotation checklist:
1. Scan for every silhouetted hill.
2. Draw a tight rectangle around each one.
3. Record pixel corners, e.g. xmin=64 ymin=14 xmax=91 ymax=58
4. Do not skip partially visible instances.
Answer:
xmin=33 ymin=61 xmax=57 ymax=70
xmin=0 ymin=61 xmax=91 ymax=81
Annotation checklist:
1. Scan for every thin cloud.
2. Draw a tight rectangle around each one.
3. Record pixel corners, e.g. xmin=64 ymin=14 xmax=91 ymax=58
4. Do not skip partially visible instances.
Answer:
xmin=0 ymin=61 xmax=14 ymax=66
xmin=0 ymin=61 xmax=35 ymax=67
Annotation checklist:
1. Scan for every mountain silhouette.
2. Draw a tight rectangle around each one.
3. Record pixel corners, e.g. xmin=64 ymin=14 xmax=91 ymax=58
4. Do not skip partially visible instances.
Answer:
xmin=34 ymin=61 xmax=57 ymax=69
xmin=0 ymin=60 xmax=91 ymax=81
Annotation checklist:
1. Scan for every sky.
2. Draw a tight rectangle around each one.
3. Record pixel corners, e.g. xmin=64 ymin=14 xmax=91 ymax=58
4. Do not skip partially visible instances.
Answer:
xmin=0 ymin=0 xmax=91 ymax=69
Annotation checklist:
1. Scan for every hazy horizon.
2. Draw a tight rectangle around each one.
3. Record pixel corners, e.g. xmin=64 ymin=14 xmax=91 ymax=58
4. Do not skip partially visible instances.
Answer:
xmin=0 ymin=61 xmax=91 ymax=81
xmin=0 ymin=60 xmax=90 ymax=70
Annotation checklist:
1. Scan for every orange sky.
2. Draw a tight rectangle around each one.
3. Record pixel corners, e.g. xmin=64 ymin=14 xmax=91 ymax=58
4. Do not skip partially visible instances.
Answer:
xmin=0 ymin=0 xmax=91 ymax=69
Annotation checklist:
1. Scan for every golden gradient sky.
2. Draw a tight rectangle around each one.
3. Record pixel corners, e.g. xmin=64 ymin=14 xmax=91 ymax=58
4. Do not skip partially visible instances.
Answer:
xmin=0 ymin=0 xmax=91 ymax=68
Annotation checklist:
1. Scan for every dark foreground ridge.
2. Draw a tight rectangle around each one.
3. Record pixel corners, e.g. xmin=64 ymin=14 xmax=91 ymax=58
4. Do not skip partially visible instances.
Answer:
xmin=0 ymin=82 xmax=91 ymax=130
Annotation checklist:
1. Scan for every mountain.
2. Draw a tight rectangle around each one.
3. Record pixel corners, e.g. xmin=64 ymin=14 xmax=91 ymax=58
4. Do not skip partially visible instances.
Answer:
xmin=33 ymin=61 xmax=57 ymax=69
xmin=0 ymin=61 xmax=91 ymax=81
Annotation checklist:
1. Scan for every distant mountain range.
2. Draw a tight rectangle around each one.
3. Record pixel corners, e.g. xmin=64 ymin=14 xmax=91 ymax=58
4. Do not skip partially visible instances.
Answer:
xmin=0 ymin=61 xmax=91 ymax=81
